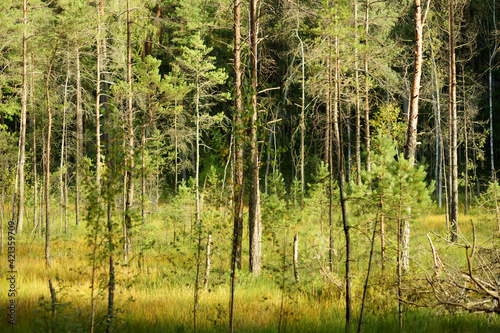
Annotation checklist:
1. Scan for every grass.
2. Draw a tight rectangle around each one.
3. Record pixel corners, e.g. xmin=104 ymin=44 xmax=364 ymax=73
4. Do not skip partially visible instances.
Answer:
xmin=1 ymin=199 xmax=500 ymax=332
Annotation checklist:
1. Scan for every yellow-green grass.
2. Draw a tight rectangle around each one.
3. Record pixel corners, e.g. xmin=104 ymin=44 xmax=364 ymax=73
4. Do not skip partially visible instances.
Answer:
xmin=1 ymin=206 xmax=500 ymax=332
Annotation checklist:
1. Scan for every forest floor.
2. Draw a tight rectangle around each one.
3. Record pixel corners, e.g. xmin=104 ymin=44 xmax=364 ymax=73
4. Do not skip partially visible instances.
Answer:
xmin=1 ymin=203 xmax=500 ymax=332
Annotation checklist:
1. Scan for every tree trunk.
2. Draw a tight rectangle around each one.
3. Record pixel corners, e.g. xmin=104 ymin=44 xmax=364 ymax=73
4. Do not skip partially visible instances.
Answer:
xmin=96 ymin=0 xmax=103 ymax=187
xmin=333 ymin=36 xmax=351 ymax=331
xmin=358 ymin=212 xmax=378 ymax=333
xmin=18 ymin=0 xmax=28 ymax=235
xmin=293 ymin=233 xmax=299 ymax=283
xmin=174 ymin=106 xmax=178 ymax=195
xmin=124 ymin=0 xmax=134 ymax=261
xmin=195 ymin=72 xmax=201 ymax=228
xmin=31 ymin=54 xmax=38 ymax=235
xmin=75 ymin=38 xmax=82 ymax=226
xmin=397 ymin=184 xmax=404 ymax=330
xmin=365 ymin=0 xmax=371 ymax=172
xmin=106 ymin=200 xmax=115 ymax=333
xmin=490 ymin=0 xmax=498 ymax=181
xmin=328 ymin=36 xmax=334 ymax=272
xmin=296 ymin=28 xmax=306 ymax=194
xmin=449 ymin=0 xmax=458 ymax=242
xmin=355 ymin=2 xmax=362 ymax=184
xmin=248 ymin=0 xmax=262 ymax=276
xmin=464 ymin=69 xmax=468 ymax=216
xmin=204 ymin=234 xmax=212 ymax=290
xmin=380 ymin=192 xmax=386 ymax=274
xmin=405 ymin=0 xmax=425 ymax=161
xmin=230 ymin=0 xmax=243 ymax=330
xmin=60 ymin=67 xmax=69 ymax=232
xmin=193 ymin=232 xmax=202 ymax=333
xmin=429 ymin=29 xmax=443 ymax=208
xmin=45 ymin=36 xmax=60 ymax=268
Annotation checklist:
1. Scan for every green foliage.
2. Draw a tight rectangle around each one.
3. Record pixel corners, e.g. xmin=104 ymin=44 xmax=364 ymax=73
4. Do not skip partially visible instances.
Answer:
xmin=371 ymin=103 xmax=407 ymax=148
xmin=351 ymin=130 xmax=434 ymax=220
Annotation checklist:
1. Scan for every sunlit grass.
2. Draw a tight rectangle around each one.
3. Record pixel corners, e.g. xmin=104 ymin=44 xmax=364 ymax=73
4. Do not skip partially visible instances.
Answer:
xmin=1 ymin=203 xmax=500 ymax=332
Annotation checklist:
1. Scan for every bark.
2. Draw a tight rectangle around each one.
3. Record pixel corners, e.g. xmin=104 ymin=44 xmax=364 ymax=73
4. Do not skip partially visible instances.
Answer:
xmin=297 ymin=28 xmax=306 ymax=194
xmin=193 ymin=232 xmax=202 ymax=333
xmin=449 ymin=0 xmax=458 ymax=242
xmin=195 ymin=72 xmax=201 ymax=228
xmin=248 ymin=0 xmax=262 ymax=276
xmin=60 ymin=66 xmax=69 ymax=233
xmin=328 ymin=36 xmax=334 ymax=272
xmin=204 ymin=234 xmax=212 ymax=290
xmin=405 ymin=0 xmax=424 ymax=161
xmin=380 ymin=193 xmax=386 ymax=274
xmin=45 ymin=36 xmax=60 ymax=268
xmin=365 ymin=0 xmax=371 ymax=172
xmin=124 ymin=0 xmax=134 ymax=262
xmin=397 ymin=182 xmax=404 ymax=330
xmin=402 ymin=220 xmax=410 ymax=270
xmin=106 ymin=200 xmax=115 ymax=333
xmin=355 ymin=1 xmax=361 ymax=184
xmin=230 ymin=0 xmax=243 ymax=330
xmin=333 ymin=35 xmax=352 ymax=331
xmin=174 ymin=106 xmax=178 ymax=194
xmin=490 ymin=0 xmax=498 ymax=181
xmin=31 ymin=54 xmax=38 ymax=235
xmin=18 ymin=0 xmax=28 ymax=235
xmin=75 ymin=38 xmax=82 ymax=226
xmin=96 ymin=0 xmax=103 ymax=187
xmin=293 ymin=233 xmax=299 ymax=283
xmin=429 ymin=30 xmax=442 ymax=208
xmin=358 ymin=213 xmax=378 ymax=333
xmin=464 ymin=70 xmax=468 ymax=215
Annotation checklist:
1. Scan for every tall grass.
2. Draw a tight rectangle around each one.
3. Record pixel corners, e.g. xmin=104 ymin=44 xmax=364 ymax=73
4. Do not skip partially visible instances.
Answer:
xmin=1 ymin=202 xmax=500 ymax=332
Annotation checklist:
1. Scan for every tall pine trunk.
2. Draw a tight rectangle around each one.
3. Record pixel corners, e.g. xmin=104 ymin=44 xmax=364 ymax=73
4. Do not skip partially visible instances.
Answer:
xmin=45 ymin=36 xmax=60 ymax=268
xmin=18 ymin=0 xmax=28 ymax=235
xmin=355 ymin=2 xmax=362 ymax=184
xmin=327 ymin=36 xmax=334 ymax=272
xmin=75 ymin=38 xmax=82 ymax=226
xmin=60 ymin=64 xmax=69 ymax=233
xmin=490 ymin=0 xmax=498 ymax=180
xmin=124 ymin=0 xmax=134 ymax=262
xmin=333 ymin=36 xmax=351 ymax=331
xmin=248 ymin=0 xmax=262 ymax=275
xmin=449 ymin=0 xmax=458 ymax=242
xmin=405 ymin=0 xmax=424 ymax=161
xmin=230 ymin=0 xmax=243 ymax=330
xmin=364 ymin=0 xmax=371 ymax=172
xmin=31 ymin=55 xmax=38 ymax=234
xmin=96 ymin=0 xmax=103 ymax=187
